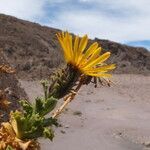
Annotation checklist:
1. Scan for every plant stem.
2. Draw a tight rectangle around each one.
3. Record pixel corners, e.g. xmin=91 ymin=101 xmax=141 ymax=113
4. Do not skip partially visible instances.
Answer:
xmin=52 ymin=77 xmax=83 ymax=119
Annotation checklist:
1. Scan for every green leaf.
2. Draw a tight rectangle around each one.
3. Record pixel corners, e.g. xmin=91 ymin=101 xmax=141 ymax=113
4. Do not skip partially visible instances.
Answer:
xmin=20 ymin=100 xmax=33 ymax=116
xmin=35 ymin=97 xmax=44 ymax=114
xmin=43 ymin=117 xmax=59 ymax=127
xmin=43 ymin=127 xmax=54 ymax=141
xmin=43 ymin=97 xmax=57 ymax=114
xmin=41 ymin=80 xmax=49 ymax=99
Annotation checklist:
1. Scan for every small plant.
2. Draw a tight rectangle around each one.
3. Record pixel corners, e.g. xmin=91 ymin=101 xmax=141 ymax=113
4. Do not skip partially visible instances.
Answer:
xmin=0 ymin=31 xmax=116 ymax=149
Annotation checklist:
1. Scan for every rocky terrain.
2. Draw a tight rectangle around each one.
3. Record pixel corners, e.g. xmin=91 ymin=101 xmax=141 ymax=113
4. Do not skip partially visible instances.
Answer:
xmin=0 ymin=50 xmax=27 ymax=122
xmin=0 ymin=14 xmax=149 ymax=80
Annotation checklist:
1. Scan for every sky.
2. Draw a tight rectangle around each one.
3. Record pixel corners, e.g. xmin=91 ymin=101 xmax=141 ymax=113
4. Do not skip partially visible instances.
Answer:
xmin=0 ymin=0 xmax=150 ymax=50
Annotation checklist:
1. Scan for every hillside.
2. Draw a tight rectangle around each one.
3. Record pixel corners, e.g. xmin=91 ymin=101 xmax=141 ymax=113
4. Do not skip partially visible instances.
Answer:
xmin=0 ymin=50 xmax=27 ymax=122
xmin=0 ymin=14 xmax=150 ymax=80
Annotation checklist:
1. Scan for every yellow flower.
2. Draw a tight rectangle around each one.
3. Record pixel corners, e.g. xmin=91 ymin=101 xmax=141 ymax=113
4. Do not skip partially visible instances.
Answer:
xmin=57 ymin=31 xmax=116 ymax=77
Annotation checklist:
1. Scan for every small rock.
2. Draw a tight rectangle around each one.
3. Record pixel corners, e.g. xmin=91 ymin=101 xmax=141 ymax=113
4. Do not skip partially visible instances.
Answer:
xmin=73 ymin=111 xmax=82 ymax=116
xmin=65 ymin=125 xmax=70 ymax=128
xmin=60 ymin=130 xmax=66 ymax=134
xmin=143 ymin=142 xmax=150 ymax=147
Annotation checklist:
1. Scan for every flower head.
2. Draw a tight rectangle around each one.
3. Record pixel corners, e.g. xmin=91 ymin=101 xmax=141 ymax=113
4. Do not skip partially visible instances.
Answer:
xmin=57 ymin=31 xmax=116 ymax=78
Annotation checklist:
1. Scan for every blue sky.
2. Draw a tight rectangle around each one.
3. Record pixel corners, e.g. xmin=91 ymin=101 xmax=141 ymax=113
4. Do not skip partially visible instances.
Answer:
xmin=0 ymin=0 xmax=150 ymax=50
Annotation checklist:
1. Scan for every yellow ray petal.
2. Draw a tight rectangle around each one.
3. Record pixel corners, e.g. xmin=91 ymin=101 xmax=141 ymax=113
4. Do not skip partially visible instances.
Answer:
xmin=76 ymin=35 xmax=88 ymax=63
xmin=78 ymin=35 xmax=88 ymax=53
xmin=74 ymin=35 xmax=80 ymax=62
xmin=83 ymin=69 xmax=108 ymax=74
xmin=83 ymin=64 xmax=116 ymax=72
xmin=86 ymin=73 xmax=112 ymax=78
xmin=83 ymin=52 xmax=111 ymax=69
xmin=56 ymin=34 xmax=70 ymax=62
xmin=79 ymin=42 xmax=99 ymax=65
xmin=67 ymin=32 xmax=73 ymax=54
xmin=87 ymin=47 xmax=101 ymax=61
xmin=79 ymin=47 xmax=101 ymax=67
xmin=84 ymin=42 xmax=99 ymax=58
xmin=65 ymin=32 xmax=73 ymax=60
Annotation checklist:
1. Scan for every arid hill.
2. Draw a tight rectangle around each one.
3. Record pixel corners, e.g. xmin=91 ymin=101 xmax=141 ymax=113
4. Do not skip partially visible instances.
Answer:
xmin=0 ymin=14 xmax=150 ymax=80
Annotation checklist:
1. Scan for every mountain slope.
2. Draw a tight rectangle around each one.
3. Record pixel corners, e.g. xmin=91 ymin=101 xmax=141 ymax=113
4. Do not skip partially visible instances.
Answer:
xmin=0 ymin=50 xmax=27 ymax=121
xmin=0 ymin=14 xmax=150 ymax=80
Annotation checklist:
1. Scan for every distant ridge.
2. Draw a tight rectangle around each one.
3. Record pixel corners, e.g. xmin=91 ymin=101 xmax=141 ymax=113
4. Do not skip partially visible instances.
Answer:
xmin=0 ymin=14 xmax=150 ymax=80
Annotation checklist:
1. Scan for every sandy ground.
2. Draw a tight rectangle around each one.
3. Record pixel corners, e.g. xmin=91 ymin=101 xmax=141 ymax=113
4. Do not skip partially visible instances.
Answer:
xmin=20 ymin=74 xmax=150 ymax=150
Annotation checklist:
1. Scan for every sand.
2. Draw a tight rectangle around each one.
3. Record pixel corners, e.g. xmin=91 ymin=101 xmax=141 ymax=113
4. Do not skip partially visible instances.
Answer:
xmin=20 ymin=74 xmax=150 ymax=150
